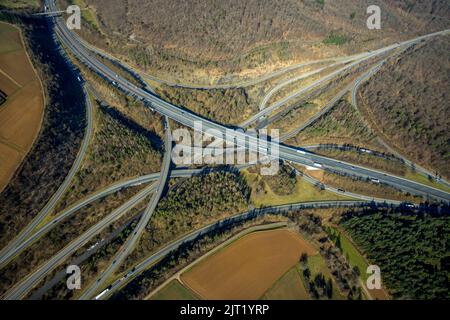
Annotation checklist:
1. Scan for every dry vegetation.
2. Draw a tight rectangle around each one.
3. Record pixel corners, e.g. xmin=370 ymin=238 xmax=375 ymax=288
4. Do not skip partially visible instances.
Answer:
xmin=287 ymin=98 xmax=385 ymax=151
xmin=358 ymin=36 xmax=450 ymax=180
xmin=156 ymin=85 xmax=254 ymax=125
xmin=29 ymin=200 xmax=149 ymax=300
xmin=247 ymin=162 xmax=297 ymax=196
xmin=66 ymin=0 xmax=450 ymax=83
xmin=53 ymin=101 xmax=162 ymax=213
xmin=36 ymin=170 xmax=250 ymax=298
xmin=119 ymin=170 xmax=251 ymax=273
xmin=0 ymin=0 xmax=39 ymax=9
xmin=113 ymin=214 xmax=288 ymax=300
xmin=309 ymin=169 xmax=421 ymax=202
xmin=66 ymin=45 xmax=165 ymax=137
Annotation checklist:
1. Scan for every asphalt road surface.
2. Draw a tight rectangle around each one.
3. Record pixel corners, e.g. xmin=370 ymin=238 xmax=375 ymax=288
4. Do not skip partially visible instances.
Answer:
xmin=101 ymin=199 xmax=402 ymax=299
xmin=44 ymin=0 xmax=450 ymax=202
xmin=79 ymin=118 xmax=173 ymax=300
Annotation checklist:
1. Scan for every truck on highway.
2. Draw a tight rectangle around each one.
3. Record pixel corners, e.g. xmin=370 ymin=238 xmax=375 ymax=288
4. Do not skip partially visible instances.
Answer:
xmin=94 ymin=286 xmax=112 ymax=300
xmin=313 ymin=162 xmax=323 ymax=168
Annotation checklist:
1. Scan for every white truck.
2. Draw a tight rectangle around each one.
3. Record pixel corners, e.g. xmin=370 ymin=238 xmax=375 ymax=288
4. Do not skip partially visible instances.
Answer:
xmin=313 ymin=162 xmax=323 ymax=168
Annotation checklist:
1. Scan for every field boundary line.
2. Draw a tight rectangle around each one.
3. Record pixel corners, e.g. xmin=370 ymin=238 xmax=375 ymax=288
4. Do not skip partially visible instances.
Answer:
xmin=0 ymin=68 xmax=22 ymax=88
xmin=0 ymin=21 xmax=45 ymax=193
xmin=146 ymin=222 xmax=287 ymax=300
xmin=0 ymin=21 xmax=46 ymax=145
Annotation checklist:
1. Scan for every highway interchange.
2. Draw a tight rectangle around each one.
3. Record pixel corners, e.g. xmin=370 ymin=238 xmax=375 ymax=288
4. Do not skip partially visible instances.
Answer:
xmin=46 ymin=0 xmax=450 ymax=202
xmin=1 ymin=0 xmax=449 ymax=299
xmin=79 ymin=117 xmax=173 ymax=299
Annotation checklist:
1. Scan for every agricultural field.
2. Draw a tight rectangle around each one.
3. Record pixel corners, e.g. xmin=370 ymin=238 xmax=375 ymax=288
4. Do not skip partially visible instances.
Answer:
xmin=181 ymin=229 xmax=317 ymax=300
xmin=303 ymin=253 xmax=345 ymax=300
xmin=0 ymin=22 xmax=44 ymax=192
xmin=262 ymin=266 xmax=309 ymax=300
xmin=151 ymin=280 xmax=199 ymax=300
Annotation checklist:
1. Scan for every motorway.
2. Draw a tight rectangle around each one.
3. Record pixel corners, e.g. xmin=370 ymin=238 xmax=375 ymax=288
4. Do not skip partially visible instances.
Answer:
xmin=3 ymin=181 xmax=157 ymax=300
xmin=44 ymin=0 xmax=450 ymax=202
xmin=253 ymin=55 xmax=364 ymax=113
xmin=240 ymin=46 xmax=395 ymax=128
xmin=79 ymin=117 xmax=173 ymax=300
xmin=98 ymin=199 xmax=401 ymax=300
xmin=59 ymin=27 xmax=366 ymax=91
xmin=0 ymin=168 xmax=208 ymax=269
xmin=278 ymin=58 xmax=387 ymax=142
xmin=0 ymin=84 xmax=94 ymax=270
xmin=4 ymin=158 xmax=388 ymax=300
xmin=2 ymin=167 xmax=254 ymax=299
xmin=1 ymin=0 xmax=445 ymax=299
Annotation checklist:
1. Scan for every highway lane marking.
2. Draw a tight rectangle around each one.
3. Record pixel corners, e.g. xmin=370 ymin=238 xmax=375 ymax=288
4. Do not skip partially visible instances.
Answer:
xmin=47 ymin=6 xmax=450 ymax=202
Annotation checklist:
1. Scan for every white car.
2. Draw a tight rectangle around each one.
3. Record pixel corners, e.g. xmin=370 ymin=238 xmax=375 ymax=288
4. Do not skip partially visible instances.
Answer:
xmin=296 ymin=150 xmax=306 ymax=155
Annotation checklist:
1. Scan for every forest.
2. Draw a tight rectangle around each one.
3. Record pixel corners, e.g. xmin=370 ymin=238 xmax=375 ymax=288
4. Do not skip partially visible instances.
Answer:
xmin=340 ymin=204 xmax=450 ymax=299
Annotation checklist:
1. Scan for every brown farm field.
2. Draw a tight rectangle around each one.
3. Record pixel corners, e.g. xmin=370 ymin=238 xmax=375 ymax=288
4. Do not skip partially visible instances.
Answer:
xmin=181 ymin=229 xmax=317 ymax=300
xmin=0 ymin=22 xmax=44 ymax=192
